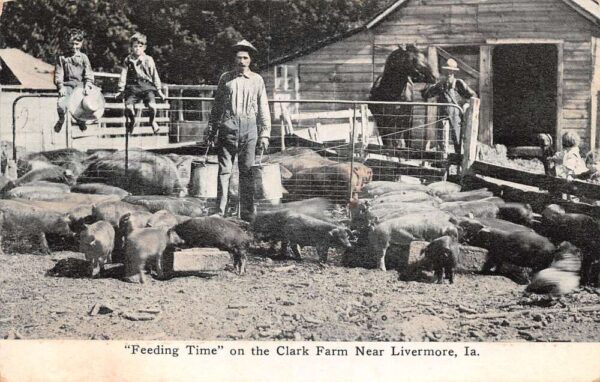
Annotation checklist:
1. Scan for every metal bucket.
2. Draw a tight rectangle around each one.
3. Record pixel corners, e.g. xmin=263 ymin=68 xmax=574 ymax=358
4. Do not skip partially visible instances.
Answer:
xmin=252 ymin=161 xmax=282 ymax=205
xmin=189 ymin=160 xmax=219 ymax=198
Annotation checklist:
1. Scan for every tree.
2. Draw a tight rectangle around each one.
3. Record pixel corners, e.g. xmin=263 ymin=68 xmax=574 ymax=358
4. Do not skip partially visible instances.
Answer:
xmin=0 ymin=0 xmax=390 ymax=84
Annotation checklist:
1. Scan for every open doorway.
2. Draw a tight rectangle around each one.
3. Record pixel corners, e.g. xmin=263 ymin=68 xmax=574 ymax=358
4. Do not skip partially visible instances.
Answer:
xmin=492 ymin=44 xmax=558 ymax=146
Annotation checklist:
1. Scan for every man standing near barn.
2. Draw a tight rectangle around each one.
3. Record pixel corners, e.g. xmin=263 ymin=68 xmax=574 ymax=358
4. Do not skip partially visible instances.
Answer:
xmin=205 ymin=40 xmax=271 ymax=222
xmin=422 ymin=58 xmax=477 ymax=153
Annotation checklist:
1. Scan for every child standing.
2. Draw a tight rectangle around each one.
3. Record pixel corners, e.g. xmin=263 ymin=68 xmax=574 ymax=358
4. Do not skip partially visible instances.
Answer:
xmin=548 ymin=131 xmax=588 ymax=178
xmin=116 ymin=33 xmax=166 ymax=134
xmin=53 ymin=29 xmax=94 ymax=132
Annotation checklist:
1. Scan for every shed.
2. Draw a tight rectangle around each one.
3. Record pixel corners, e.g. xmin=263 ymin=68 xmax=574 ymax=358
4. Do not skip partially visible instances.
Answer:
xmin=261 ymin=0 xmax=600 ymax=150
xmin=0 ymin=48 xmax=55 ymax=90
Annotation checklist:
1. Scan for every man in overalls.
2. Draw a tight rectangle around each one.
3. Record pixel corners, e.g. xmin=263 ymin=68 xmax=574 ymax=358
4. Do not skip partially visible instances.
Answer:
xmin=422 ymin=58 xmax=477 ymax=153
xmin=206 ymin=40 xmax=271 ymax=222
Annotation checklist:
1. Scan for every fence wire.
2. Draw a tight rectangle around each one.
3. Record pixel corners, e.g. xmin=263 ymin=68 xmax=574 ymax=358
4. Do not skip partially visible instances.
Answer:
xmin=8 ymin=92 xmax=460 ymax=207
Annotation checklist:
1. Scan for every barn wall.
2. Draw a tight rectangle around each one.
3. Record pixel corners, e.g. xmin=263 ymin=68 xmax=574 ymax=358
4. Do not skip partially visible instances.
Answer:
xmin=262 ymin=0 xmax=600 ymax=147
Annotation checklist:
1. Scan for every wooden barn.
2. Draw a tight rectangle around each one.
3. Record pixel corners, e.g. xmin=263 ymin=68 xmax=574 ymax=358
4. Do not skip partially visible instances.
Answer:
xmin=261 ymin=0 xmax=600 ymax=150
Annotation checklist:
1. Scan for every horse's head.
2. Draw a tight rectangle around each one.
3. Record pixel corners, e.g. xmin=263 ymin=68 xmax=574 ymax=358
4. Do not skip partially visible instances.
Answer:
xmin=381 ymin=44 xmax=437 ymax=85
xmin=405 ymin=44 xmax=437 ymax=83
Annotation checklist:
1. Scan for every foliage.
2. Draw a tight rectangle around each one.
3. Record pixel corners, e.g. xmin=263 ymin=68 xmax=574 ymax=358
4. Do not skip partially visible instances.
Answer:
xmin=0 ymin=0 xmax=389 ymax=84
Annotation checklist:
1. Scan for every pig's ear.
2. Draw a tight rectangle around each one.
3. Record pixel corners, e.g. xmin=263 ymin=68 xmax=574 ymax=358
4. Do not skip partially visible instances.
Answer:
xmin=468 ymin=212 xmax=474 ymax=219
xmin=480 ymin=227 xmax=491 ymax=233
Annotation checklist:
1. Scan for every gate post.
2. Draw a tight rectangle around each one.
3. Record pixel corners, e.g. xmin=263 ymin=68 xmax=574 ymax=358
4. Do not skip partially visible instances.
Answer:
xmin=461 ymin=97 xmax=480 ymax=178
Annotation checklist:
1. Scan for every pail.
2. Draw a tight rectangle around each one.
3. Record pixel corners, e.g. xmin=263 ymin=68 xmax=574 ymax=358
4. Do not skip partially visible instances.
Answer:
xmin=252 ymin=162 xmax=282 ymax=205
xmin=189 ymin=160 xmax=219 ymax=198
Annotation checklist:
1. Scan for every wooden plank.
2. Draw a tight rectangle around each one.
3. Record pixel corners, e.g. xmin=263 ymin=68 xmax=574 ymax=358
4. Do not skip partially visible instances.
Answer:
xmin=479 ymin=45 xmax=493 ymax=145
xmin=470 ymin=160 xmax=600 ymax=200
xmin=426 ymin=46 xmax=440 ymax=146
xmin=461 ymin=98 xmax=480 ymax=177
xmin=592 ymin=37 xmax=600 ymax=150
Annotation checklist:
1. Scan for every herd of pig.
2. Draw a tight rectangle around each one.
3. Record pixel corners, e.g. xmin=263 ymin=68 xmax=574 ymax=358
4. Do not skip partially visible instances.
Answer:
xmin=0 ymin=147 xmax=363 ymax=283
xmin=350 ymin=180 xmax=600 ymax=292
xmin=1 ymin=146 xmax=599 ymax=292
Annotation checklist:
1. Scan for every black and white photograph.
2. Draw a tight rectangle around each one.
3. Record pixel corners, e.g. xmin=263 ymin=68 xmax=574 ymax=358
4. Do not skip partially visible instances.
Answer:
xmin=0 ymin=0 xmax=599 ymax=381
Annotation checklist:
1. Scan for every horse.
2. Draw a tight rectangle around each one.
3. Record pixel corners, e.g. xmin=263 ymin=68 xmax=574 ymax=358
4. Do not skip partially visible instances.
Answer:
xmin=368 ymin=44 xmax=437 ymax=149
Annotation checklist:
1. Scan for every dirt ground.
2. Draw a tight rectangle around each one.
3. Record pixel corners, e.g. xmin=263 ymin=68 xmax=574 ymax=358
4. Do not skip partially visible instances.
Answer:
xmin=1 ymin=248 xmax=599 ymax=342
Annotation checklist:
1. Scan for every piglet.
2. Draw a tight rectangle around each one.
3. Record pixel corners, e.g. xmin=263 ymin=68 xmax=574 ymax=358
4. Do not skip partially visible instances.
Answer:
xmin=420 ymin=235 xmax=459 ymax=284
xmin=78 ymin=221 xmax=115 ymax=277
xmin=123 ymin=227 xmax=184 ymax=283
xmin=281 ymin=213 xmax=353 ymax=263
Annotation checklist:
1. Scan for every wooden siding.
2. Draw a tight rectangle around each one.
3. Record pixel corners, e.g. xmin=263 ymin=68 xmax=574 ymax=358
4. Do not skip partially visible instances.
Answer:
xmin=261 ymin=0 xmax=600 ymax=147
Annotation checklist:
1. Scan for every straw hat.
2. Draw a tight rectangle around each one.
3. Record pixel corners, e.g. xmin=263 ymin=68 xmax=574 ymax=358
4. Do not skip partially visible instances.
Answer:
xmin=441 ymin=58 xmax=460 ymax=71
xmin=69 ymin=85 xmax=105 ymax=121
xmin=232 ymin=39 xmax=258 ymax=54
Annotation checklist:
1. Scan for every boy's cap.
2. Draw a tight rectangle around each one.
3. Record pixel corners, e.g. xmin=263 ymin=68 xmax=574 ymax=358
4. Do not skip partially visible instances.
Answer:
xmin=69 ymin=85 xmax=105 ymax=121
xmin=130 ymin=32 xmax=147 ymax=45
xmin=68 ymin=29 xmax=85 ymax=42
xmin=232 ymin=39 xmax=258 ymax=54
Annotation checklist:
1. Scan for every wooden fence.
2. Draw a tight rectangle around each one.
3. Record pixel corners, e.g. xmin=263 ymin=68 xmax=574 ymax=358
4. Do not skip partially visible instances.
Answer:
xmin=459 ymin=97 xmax=600 ymax=218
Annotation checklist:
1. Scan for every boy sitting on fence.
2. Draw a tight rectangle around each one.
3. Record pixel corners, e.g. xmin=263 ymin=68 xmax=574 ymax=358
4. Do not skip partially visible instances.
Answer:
xmin=547 ymin=131 xmax=587 ymax=179
xmin=53 ymin=29 xmax=94 ymax=133
xmin=116 ymin=32 xmax=166 ymax=134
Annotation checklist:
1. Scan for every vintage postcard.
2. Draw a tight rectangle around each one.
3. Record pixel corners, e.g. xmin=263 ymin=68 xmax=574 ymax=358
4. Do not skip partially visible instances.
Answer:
xmin=0 ymin=0 xmax=599 ymax=381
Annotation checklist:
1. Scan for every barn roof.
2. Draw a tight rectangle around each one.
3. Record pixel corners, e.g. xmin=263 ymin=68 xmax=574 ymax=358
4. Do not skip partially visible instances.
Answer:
xmin=0 ymin=48 xmax=55 ymax=89
xmin=266 ymin=0 xmax=600 ymax=67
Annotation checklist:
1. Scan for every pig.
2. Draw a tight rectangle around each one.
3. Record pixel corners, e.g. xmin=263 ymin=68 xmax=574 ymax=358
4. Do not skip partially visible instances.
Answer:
xmin=426 ymin=181 xmax=462 ymax=196
xmin=91 ymin=201 xmax=149 ymax=228
xmin=2 ymin=165 xmax=76 ymax=191
xmin=291 ymin=162 xmax=369 ymax=196
xmin=251 ymin=210 xmax=290 ymax=243
xmin=78 ymin=221 xmax=115 ymax=277
xmin=371 ymin=191 xmax=441 ymax=205
xmin=369 ymin=211 xmax=458 ymax=271
xmin=123 ymin=195 xmax=206 ymax=217
xmin=270 ymin=148 xmax=335 ymax=174
xmin=146 ymin=209 xmax=180 ymax=230
xmin=279 ymin=213 xmax=353 ymax=263
xmin=4 ymin=185 xmax=69 ymax=200
xmin=0 ymin=200 xmax=74 ymax=254
xmin=454 ymin=216 xmax=533 ymax=244
xmin=123 ymin=227 xmax=184 ymax=283
xmin=71 ymin=183 xmax=131 ymax=197
xmin=115 ymin=211 xmax=154 ymax=262
xmin=360 ymin=181 xmax=430 ymax=197
xmin=437 ymin=189 xmax=493 ymax=202
xmin=541 ymin=204 xmax=600 ymax=285
xmin=420 ymin=235 xmax=460 ymax=284
xmin=440 ymin=197 xmax=504 ymax=218
xmin=470 ymin=228 xmax=556 ymax=274
xmin=526 ymin=241 xmax=582 ymax=296
xmin=498 ymin=203 xmax=534 ymax=225
xmin=174 ymin=216 xmax=252 ymax=274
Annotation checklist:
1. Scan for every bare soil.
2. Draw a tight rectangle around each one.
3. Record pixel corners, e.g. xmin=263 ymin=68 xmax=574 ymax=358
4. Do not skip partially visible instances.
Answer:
xmin=1 ymin=249 xmax=599 ymax=342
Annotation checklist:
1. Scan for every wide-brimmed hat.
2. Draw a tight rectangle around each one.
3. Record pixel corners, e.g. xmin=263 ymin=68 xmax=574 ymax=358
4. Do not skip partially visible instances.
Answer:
xmin=232 ymin=39 xmax=258 ymax=54
xmin=441 ymin=58 xmax=460 ymax=71
xmin=69 ymin=85 xmax=105 ymax=122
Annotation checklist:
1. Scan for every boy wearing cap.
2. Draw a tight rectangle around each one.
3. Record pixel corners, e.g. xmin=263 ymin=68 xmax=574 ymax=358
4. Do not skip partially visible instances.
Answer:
xmin=422 ymin=58 xmax=477 ymax=153
xmin=205 ymin=39 xmax=271 ymax=222
xmin=116 ymin=32 xmax=166 ymax=134
xmin=53 ymin=29 xmax=95 ymax=132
